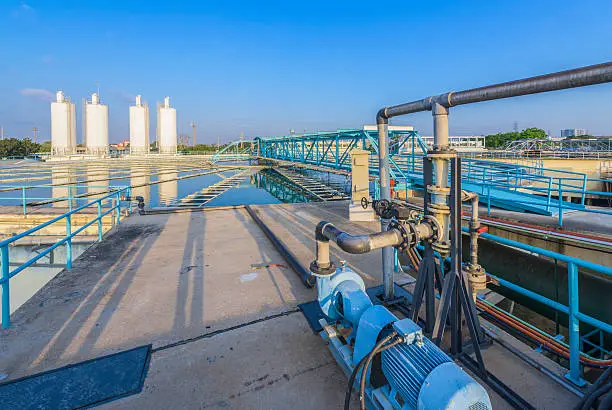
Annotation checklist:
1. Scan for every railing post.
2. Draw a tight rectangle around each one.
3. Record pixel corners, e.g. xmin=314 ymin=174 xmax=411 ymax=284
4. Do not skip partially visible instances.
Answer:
xmin=487 ymin=185 xmax=491 ymax=215
xmin=66 ymin=214 xmax=72 ymax=270
xmin=565 ymin=262 xmax=586 ymax=386
xmin=22 ymin=187 xmax=27 ymax=215
xmin=1 ymin=245 xmax=9 ymax=328
xmin=580 ymin=174 xmax=587 ymax=206
xmin=546 ymin=177 xmax=552 ymax=213
xmin=97 ymin=200 xmax=103 ymax=242
xmin=68 ymin=186 xmax=73 ymax=211
xmin=558 ymin=185 xmax=563 ymax=227
xmin=127 ymin=187 xmax=133 ymax=214
xmin=116 ymin=192 xmax=121 ymax=225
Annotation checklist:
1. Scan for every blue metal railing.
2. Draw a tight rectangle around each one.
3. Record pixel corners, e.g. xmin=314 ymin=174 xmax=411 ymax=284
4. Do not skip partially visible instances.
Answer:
xmin=0 ymin=186 xmax=131 ymax=329
xmin=0 ymin=185 xmax=128 ymax=215
xmin=470 ymin=228 xmax=612 ymax=386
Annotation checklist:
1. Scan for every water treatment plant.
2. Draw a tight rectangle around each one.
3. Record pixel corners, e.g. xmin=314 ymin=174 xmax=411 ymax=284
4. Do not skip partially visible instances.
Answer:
xmin=2 ymin=36 xmax=612 ymax=410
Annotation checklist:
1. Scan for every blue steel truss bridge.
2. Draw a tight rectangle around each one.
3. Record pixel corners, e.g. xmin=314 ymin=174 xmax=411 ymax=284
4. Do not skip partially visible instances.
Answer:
xmin=215 ymin=128 xmax=612 ymax=219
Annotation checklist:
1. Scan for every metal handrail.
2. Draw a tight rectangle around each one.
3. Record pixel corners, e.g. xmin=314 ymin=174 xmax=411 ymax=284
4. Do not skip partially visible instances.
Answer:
xmin=0 ymin=185 xmax=128 ymax=215
xmin=464 ymin=227 xmax=612 ymax=385
xmin=0 ymin=186 xmax=131 ymax=328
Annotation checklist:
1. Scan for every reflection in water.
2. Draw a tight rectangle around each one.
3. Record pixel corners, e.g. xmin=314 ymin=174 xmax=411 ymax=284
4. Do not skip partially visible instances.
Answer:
xmin=252 ymin=169 xmax=311 ymax=203
xmin=87 ymin=165 xmax=109 ymax=199
xmin=131 ymin=165 xmax=151 ymax=204
xmin=52 ymin=168 xmax=75 ymax=208
xmin=158 ymin=167 xmax=178 ymax=205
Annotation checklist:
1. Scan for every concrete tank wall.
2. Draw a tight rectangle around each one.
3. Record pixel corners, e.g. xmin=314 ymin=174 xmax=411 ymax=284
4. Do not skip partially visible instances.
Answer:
xmin=85 ymin=93 xmax=109 ymax=154
xmin=158 ymin=97 xmax=177 ymax=154
xmin=129 ymin=95 xmax=149 ymax=153
xmin=51 ymin=91 xmax=76 ymax=156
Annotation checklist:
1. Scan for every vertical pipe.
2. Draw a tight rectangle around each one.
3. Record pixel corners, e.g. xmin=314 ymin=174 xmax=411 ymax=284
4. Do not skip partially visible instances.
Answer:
xmin=97 ymin=200 xmax=103 ymax=242
xmin=1 ymin=245 xmax=10 ymax=328
xmin=377 ymin=120 xmax=394 ymax=299
xmin=432 ymin=103 xmax=449 ymax=148
xmin=66 ymin=214 xmax=72 ymax=270
xmin=566 ymin=262 xmax=585 ymax=386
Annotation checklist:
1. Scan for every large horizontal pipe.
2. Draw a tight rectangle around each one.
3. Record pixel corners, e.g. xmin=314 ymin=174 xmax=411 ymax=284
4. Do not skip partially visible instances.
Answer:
xmin=245 ymin=205 xmax=315 ymax=287
xmin=378 ymin=62 xmax=612 ymax=120
xmin=316 ymin=221 xmax=403 ymax=254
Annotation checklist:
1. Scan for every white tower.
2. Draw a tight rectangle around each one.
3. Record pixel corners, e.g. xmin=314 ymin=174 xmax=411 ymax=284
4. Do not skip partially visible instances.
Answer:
xmin=84 ymin=93 xmax=109 ymax=155
xmin=129 ymin=95 xmax=149 ymax=154
xmin=50 ymin=91 xmax=76 ymax=156
xmin=157 ymin=96 xmax=177 ymax=154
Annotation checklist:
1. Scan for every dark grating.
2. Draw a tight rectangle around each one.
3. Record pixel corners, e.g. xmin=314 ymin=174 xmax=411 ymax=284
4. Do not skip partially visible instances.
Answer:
xmin=469 ymin=401 xmax=489 ymax=410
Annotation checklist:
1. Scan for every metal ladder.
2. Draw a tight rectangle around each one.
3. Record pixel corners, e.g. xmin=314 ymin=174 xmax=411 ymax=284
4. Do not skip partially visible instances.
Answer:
xmin=274 ymin=168 xmax=349 ymax=201
xmin=176 ymin=169 xmax=252 ymax=207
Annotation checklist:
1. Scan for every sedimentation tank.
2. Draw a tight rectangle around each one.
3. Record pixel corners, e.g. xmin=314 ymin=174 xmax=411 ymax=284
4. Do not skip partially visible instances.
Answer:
xmin=129 ymin=95 xmax=150 ymax=154
xmin=50 ymin=91 xmax=76 ymax=156
xmin=84 ymin=93 xmax=109 ymax=155
xmin=157 ymin=96 xmax=177 ymax=154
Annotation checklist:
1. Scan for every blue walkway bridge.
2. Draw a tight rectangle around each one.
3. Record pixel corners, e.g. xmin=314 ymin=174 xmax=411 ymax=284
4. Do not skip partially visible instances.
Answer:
xmin=232 ymin=129 xmax=603 ymax=217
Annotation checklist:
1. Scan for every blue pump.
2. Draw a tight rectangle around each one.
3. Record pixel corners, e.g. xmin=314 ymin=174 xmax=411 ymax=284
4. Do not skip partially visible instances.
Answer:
xmin=315 ymin=265 xmax=492 ymax=410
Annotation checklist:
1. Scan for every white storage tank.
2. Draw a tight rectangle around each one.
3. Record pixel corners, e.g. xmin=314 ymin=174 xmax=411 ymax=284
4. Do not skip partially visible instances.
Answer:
xmin=157 ymin=96 xmax=177 ymax=154
xmin=129 ymin=95 xmax=149 ymax=154
xmin=51 ymin=91 xmax=76 ymax=156
xmin=84 ymin=93 xmax=109 ymax=155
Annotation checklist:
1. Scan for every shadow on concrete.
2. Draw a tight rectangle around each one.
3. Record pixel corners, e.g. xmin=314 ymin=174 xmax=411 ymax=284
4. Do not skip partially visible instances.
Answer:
xmin=173 ymin=211 xmax=205 ymax=331
xmin=0 ymin=216 xmax=168 ymax=380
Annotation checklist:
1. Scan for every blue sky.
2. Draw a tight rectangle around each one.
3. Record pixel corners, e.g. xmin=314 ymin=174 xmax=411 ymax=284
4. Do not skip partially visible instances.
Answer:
xmin=1 ymin=1 xmax=611 ymax=143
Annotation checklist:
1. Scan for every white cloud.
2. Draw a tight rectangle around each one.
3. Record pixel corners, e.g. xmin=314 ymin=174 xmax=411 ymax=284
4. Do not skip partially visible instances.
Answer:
xmin=20 ymin=88 xmax=54 ymax=102
xmin=11 ymin=2 xmax=35 ymax=18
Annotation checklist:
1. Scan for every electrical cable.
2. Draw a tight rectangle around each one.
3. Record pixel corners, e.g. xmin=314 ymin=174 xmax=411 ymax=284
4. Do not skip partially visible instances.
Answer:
xmin=575 ymin=367 xmax=612 ymax=410
xmin=359 ymin=332 xmax=402 ymax=410
xmin=598 ymin=389 xmax=612 ymax=410
xmin=344 ymin=355 xmax=369 ymax=410
xmin=580 ymin=382 xmax=612 ymax=410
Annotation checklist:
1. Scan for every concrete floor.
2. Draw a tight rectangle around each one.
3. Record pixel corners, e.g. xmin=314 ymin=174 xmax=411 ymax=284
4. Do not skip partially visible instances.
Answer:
xmin=0 ymin=201 xmax=583 ymax=409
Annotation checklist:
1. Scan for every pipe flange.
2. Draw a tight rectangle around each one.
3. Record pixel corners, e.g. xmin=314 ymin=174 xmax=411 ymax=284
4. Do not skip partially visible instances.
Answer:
xmin=421 ymin=215 xmax=441 ymax=243
xmin=431 ymin=240 xmax=450 ymax=257
xmin=427 ymin=150 xmax=456 ymax=159
xmin=389 ymin=220 xmax=415 ymax=251
xmin=426 ymin=185 xmax=451 ymax=195
xmin=309 ymin=260 xmax=336 ymax=277
xmin=428 ymin=203 xmax=451 ymax=215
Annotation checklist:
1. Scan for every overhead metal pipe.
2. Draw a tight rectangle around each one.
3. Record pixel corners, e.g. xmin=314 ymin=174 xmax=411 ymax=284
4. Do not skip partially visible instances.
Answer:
xmin=375 ymin=61 xmax=612 ymax=301
xmin=377 ymin=62 xmax=612 ymax=119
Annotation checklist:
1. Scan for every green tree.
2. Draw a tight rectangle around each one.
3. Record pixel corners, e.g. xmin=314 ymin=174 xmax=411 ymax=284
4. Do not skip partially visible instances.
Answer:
xmin=484 ymin=128 xmax=547 ymax=149
xmin=0 ymin=138 xmax=42 ymax=157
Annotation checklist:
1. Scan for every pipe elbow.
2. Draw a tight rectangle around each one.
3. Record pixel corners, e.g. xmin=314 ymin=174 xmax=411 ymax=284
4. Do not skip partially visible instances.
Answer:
xmin=335 ymin=234 xmax=371 ymax=254
xmin=376 ymin=108 xmax=389 ymax=124
xmin=316 ymin=221 xmax=330 ymax=242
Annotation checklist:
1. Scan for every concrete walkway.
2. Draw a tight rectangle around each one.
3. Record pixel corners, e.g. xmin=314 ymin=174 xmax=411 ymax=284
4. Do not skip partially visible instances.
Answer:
xmin=0 ymin=202 xmax=582 ymax=409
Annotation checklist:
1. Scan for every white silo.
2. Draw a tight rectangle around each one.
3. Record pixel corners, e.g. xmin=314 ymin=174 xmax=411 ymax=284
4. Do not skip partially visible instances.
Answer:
xmin=84 ymin=93 xmax=108 ymax=155
xmin=129 ymin=95 xmax=149 ymax=154
xmin=51 ymin=91 xmax=76 ymax=155
xmin=157 ymin=96 xmax=177 ymax=154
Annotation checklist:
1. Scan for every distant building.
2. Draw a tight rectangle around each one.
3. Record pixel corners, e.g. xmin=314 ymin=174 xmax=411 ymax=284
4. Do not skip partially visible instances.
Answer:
xmin=561 ymin=128 xmax=588 ymax=138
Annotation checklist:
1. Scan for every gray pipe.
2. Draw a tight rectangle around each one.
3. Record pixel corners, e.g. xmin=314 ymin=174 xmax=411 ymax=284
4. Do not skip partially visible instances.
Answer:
xmin=316 ymin=221 xmax=403 ymax=255
xmin=378 ymin=62 xmax=612 ymax=119
xmin=376 ymin=119 xmax=396 ymax=299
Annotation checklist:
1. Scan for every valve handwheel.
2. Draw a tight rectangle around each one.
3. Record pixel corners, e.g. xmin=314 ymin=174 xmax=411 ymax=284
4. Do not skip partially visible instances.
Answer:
xmin=361 ymin=197 xmax=370 ymax=209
